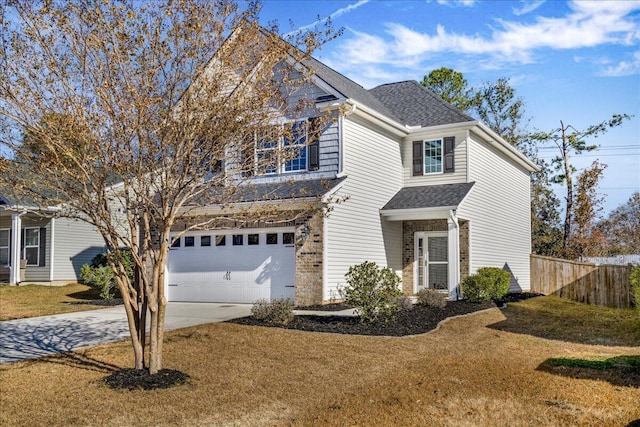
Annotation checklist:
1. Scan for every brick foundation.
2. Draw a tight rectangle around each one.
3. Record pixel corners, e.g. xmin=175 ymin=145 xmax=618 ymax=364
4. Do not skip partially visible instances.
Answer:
xmin=294 ymin=213 xmax=324 ymax=306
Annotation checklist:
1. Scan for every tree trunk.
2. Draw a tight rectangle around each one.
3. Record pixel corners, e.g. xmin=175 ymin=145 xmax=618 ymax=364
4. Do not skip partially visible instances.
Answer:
xmin=561 ymin=122 xmax=573 ymax=258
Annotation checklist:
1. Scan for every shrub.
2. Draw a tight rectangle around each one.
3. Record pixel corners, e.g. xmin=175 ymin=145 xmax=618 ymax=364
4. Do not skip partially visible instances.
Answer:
xmin=80 ymin=250 xmax=134 ymax=299
xmin=340 ymin=261 xmax=402 ymax=323
xmin=631 ymin=264 xmax=640 ymax=311
xmin=393 ymin=295 xmax=414 ymax=311
xmin=461 ymin=267 xmax=511 ymax=302
xmin=416 ymin=288 xmax=447 ymax=308
xmin=251 ymin=298 xmax=294 ymax=325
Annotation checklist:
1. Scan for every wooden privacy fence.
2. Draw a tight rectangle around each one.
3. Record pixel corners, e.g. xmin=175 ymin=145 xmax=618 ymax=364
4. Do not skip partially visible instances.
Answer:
xmin=530 ymin=254 xmax=634 ymax=309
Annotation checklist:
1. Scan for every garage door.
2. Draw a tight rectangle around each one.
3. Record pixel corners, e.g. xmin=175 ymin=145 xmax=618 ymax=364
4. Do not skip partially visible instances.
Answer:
xmin=166 ymin=228 xmax=296 ymax=304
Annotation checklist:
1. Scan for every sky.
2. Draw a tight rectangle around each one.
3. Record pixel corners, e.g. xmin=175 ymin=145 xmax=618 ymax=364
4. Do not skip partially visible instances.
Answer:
xmin=259 ymin=0 xmax=640 ymax=216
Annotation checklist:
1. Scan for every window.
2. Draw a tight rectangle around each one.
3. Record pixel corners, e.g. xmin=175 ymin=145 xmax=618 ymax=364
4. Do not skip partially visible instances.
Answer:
xmin=215 ymin=235 xmax=226 ymax=246
xmin=184 ymin=236 xmax=195 ymax=247
xmin=424 ymin=139 xmax=442 ymax=174
xmin=201 ymin=236 xmax=211 ymax=247
xmin=266 ymin=233 xmax=278 ymax=245
xmin=255 ymin=120 xmax=308 ymax=175
xmin=232 ymin=234 xmax=243 ymax=246
xmin=282 ymin=232 xmax=294 ymax=245
xmin=248 ymin=234 xmax=259 ymax=245
xmin=171 ymin=237 xmax=180 ymax=248
xmin=0 ymin=229 xmax=9 ymax=266
xmin=23 ymin=228 xmax=39 ymax=266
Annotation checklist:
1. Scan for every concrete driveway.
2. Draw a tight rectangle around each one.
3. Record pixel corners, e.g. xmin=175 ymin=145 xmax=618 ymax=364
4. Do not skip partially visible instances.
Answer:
xmin=0 ymin=302 xmax=251 ymax=365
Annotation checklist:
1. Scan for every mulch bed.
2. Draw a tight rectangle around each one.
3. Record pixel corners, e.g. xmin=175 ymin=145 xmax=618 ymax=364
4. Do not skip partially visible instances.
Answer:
xmin=230 ymin=293 xmax=543 ymax=337
xmin=230 ymin=300 xmax=497 ymax=337
xmin=103 ymin=368 xmax=190 ymax=390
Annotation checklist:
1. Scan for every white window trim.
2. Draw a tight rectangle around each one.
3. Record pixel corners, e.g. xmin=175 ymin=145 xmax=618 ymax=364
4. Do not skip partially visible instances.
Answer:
xmin=255 ymin=120 xmax=309 ymax=176
xmin=23 ymin=227 xmax=40 ymax=266
xmin=423 ymin=138 xmax=443 ymax=175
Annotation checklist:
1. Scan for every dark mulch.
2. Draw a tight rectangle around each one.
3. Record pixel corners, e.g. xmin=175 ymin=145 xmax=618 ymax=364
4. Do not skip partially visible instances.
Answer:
xmin=295 ymin=302 xmax=354 ymax=311
xmin=103 ymin=368 xmax=189 ymax=390
xmin=231 ymin=293 xmax=542 ymax=337
xmin=230 ymin=300 xmax=497 ymax=337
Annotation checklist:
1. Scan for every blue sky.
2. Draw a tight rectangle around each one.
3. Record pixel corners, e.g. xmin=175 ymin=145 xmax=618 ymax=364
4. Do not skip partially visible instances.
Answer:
xmin=260 ymin=0 xmax=640 ymax=216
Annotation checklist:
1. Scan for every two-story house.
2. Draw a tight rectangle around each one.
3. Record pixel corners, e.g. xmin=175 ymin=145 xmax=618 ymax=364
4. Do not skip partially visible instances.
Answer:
xmin=165 ymin=51 xmax=539 ymax=306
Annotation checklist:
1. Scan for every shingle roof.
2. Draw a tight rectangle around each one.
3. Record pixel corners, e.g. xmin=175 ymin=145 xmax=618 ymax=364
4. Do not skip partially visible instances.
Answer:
xmin=368 ymin=81 xmax=475 ymax=127
xmin=204 ymin=177 xmax=346 ymax=204
xmin=305 ymin=57 xmax=404 ymax=124
xmin=381 ymin=182 xmax=475 ymax=211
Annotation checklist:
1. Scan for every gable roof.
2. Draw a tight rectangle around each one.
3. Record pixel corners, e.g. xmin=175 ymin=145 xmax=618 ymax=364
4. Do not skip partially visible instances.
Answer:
xmin=381 ymin=182 xmax=475 ymax=211
xmin=368 ymin=81 xmax=475 ymax=127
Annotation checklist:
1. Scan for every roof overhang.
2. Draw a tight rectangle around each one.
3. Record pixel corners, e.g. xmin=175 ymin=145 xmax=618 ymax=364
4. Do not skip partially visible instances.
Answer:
xmin=470 ymin=122 xmax=540 ymax=172
xmin=380 ymin=206 xmax=455 ymax=221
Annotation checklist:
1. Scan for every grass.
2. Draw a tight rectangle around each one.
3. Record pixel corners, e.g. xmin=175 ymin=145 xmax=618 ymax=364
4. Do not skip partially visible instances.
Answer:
xmin=1 ymin=295 xmax=639 ymax=426
xmin=0 ymin=283 xmax=109 ymax=321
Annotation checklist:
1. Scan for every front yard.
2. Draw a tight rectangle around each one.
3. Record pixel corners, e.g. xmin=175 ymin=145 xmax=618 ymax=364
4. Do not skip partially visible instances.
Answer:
xmin=0 ymin=296 xmax=638 ymax=426
xmin=0 ymin=283 xmax=117 ymax=321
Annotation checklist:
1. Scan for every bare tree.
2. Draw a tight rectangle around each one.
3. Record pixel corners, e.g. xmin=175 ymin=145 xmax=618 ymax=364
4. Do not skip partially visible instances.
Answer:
xmin=528 ymin=115 xmax=631 ymax=257
xmin=597 ymin=192 xmax=640 ymax=255
xmin=0 ymin=0 xmax=335 ymax=374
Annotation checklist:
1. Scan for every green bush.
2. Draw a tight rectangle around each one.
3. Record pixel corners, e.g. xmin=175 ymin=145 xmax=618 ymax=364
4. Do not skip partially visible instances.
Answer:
xmin=416 ymin=288 xmax=447 ymax=308
xmin=80 ymin=250 xmax=134 ymax=299
xmin=630 ymin=264 xmax=640 ymax=311
xmin=251 ymin=298 xmax=294 ymax=325
xmin=461 ymin=267 xmax=511 ymax=302
xmin=340 ymin=261 xmax=402 ymax=323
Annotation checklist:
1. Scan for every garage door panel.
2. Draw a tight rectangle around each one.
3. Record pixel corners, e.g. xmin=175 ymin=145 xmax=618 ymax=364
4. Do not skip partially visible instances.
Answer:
xmin=167 ymin=229 xmax=296 ymax=304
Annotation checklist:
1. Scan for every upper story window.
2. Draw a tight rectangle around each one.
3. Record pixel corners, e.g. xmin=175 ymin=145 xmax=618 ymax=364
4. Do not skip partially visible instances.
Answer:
xmin=424 ymin=139 xmax=442 ymax=174
xmin=256 ymin=120 xmax=308 ymax=175
xmin=412 ymin=136 xmax=455 ymax=176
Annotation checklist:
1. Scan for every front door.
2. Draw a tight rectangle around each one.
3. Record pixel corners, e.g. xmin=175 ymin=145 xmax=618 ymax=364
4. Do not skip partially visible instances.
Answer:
xmin=415 ymin=232 xmax=448 ymax=292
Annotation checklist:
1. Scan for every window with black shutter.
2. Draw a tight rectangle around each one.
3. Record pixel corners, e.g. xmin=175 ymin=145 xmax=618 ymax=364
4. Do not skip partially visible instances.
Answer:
xmin=443 ymin=136 xmax=455 ymax=173
xmin=412 ymin=141 xmax=423 ymax=176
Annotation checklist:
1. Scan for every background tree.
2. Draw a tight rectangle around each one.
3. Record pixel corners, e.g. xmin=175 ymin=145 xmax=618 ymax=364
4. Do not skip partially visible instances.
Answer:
xmin=597 ymin=192 xmax=640 ymax=255
xmin=473 ymin=77 xmax=528 ymax=148
xmin=567 ymin=161 xmax=607 ymax=259
xmin=528 ymin=115 xmax=631 ymax=258
xmin=420 ymin=67 xmax=477 ymax=112
xmin=0 ymin=0 xmax=334 ymax=375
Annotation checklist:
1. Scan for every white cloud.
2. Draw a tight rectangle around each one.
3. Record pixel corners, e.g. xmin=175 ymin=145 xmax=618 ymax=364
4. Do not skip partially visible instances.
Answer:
xmin=332 ymin=0 xmax=640 ymax=74
xmin=288 ymin=0 xmax=370 ymax=35
xmin=512 ymin=1 xmax=546 ymax=16
xmin=599 ymin=51 xmax=640 ymax=77
xmin=435 ymin=0 xmax=476 ymax=8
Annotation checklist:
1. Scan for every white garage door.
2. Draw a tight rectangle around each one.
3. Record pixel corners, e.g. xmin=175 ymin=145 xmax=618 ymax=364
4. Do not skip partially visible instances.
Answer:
xmin=167 ymin=228 xmax=296 ymax=304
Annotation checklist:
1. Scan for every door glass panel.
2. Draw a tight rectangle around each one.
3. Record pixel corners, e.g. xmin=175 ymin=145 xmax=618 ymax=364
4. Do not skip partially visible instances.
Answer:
xmin=428 ymin=264 xmax=448 ymax=290
xmin=428 ymin=236 xmax=447 ymax=262
xmin=417 ymin=238 xmax=424 ymax=290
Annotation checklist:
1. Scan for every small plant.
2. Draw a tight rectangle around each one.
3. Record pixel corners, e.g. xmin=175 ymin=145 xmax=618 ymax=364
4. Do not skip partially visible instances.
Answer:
xmin=339 ymin=261 xmax=402 ymax=323
xmin=251 ymin=298 xmax=294 ymax=325
xmin=80 ymin=250 xmax=134 ymax=299
xmin=416 ymin=288 xmax=447 ymax=308
xmin=461 ymin=267 xmax=511 ymax=302
xmin=393 ymin=295 xmax=414 ymax=311
xmin=630 ymin=264 xmax=640 ymax=311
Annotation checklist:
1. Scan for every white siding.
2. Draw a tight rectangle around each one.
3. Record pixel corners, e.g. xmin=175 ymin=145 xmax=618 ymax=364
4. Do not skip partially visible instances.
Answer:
xmin=52 ymin=218 xmax=105 ymax=281
xmin=324 ymin=116 xmax=403 ymax=300
xmin=402 ymin=129 xmax=468 ymax=187
xmin=457 ymin=135 xmax=532 ymax=291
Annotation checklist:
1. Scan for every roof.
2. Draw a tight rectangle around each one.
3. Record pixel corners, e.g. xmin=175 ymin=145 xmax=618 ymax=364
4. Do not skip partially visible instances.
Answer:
xmin=204 ymin=177 xmax=346 ymax=205
xmin=368 ymin=81 xmax=475 ymax=127
xmin=381 ymin=182 xmax=475 ymax=211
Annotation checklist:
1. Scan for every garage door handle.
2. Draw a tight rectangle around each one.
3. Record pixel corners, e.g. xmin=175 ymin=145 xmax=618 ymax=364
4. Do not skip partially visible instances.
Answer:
xmin=168 ymin=284 xmax=178 ymax=287
xmin=285 ymin=285 xmax=295 ymax=288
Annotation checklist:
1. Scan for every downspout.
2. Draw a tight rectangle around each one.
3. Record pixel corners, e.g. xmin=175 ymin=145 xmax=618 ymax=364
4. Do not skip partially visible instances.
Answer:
xmin=9 ymin=211 xmax=26 ymax=285
xmin=336 ymin=103 xmax=357 ymax=178
xmin=448 ymin=209 xmax=461 ymax=300
xmin=49 ymin=217 xmax=55 ymax=281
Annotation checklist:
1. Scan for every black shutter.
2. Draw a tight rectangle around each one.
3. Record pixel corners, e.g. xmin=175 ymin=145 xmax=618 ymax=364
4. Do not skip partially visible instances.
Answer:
xmin=308 ymin=118 xmax=320 ymax=171
xmin=412 ymin=141 xmax=423 ymax=176
xmin=39 ymin=227 xmax=46 ymax=267
xmin=443 ymin=136 xmax=455 ymax=173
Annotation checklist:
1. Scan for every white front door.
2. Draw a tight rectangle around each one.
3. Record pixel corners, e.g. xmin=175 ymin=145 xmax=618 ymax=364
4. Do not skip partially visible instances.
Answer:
xmin=414 ymin=231 xmax=449 ymax=293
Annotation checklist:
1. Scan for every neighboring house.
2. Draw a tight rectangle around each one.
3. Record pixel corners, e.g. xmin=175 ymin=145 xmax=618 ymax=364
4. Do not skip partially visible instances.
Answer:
xmin=165 ymin=52 xmax=539 ymax=305
xmin=0 ymin=193 xmax=105 ymax=285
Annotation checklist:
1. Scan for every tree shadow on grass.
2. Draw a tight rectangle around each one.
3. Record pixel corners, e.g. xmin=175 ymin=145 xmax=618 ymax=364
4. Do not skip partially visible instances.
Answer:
xmin=0 ymin=316 xmax=129 ymax=372
xmin=537 ymin=355 xmax=640 ymax=388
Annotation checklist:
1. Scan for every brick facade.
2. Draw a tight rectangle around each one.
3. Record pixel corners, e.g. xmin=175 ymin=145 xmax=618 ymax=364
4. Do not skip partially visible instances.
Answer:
xmin=294 ymin=212 xmax=324 ymax=306
xmin=401 ymin=219 xmax=469 ymax=295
